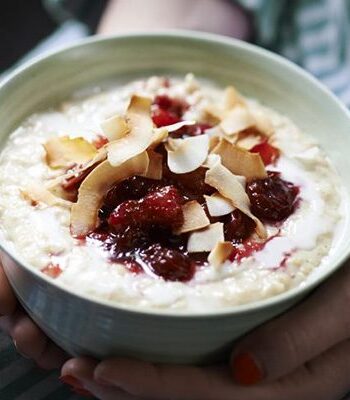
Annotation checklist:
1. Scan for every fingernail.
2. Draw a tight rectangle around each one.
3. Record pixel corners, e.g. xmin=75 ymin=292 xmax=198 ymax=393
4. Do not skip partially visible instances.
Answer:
xmin=13 ymin=340 xmax=30 ymax=360
xmin=60 ymin=375 xmax=83 ymax=389
xmin=232 ymin=352 xmax=264 ymax=385
xmin=72 ymin=387 xmax=94 ymax=398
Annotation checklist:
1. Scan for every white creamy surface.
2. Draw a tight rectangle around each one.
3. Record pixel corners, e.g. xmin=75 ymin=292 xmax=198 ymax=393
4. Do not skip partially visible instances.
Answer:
xmin=0 ymin=75 xmax=343 ymax=312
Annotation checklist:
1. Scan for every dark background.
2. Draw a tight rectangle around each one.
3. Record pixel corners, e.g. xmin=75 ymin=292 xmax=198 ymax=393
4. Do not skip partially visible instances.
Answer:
xmin=0 ymin=0 xmax=108 ymax=73
xmin=0 ymin=0 xmax=57 ymax=72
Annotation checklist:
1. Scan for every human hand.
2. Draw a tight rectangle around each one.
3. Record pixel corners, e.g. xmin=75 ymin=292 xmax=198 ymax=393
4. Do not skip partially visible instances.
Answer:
xmin=0 ymin=260 xmax=67 ymax=370
xmin=97 ymin=0 xmax=251 ymax=40
xmin=60 ymin=261 xmax=350 ymax=400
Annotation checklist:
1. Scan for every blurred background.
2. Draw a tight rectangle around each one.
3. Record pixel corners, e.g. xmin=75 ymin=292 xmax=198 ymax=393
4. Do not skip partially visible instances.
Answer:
xmin=1 ymin=0 xmax=349 ymax=106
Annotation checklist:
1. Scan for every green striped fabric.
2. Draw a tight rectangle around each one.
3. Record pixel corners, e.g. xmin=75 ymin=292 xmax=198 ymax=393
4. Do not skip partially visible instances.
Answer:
xmin=1 ymin=0 xmax=350 ymax=399
xmin=237 ymin=0 xmax=350 ymax=106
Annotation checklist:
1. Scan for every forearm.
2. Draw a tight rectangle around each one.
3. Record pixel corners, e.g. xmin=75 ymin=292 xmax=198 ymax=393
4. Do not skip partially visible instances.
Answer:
xmin=97 ymin=0 xmax=251 ymax=40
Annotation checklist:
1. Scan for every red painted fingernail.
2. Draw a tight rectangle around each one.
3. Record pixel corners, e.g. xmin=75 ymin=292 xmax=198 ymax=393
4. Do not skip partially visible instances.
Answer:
xmin=72 ymin=387 xmax=94 ymax=398
xmin=60 ymin=375 xmax=82 ymax=389
xmin=232 ymin=352 xmax=264 ymax=385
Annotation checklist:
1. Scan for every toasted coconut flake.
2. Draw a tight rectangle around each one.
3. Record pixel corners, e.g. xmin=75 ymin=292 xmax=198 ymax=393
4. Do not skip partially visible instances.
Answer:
xmin=204 ymin=192 xmax=235 ymax=217
xmin=235 ymin=130 xmax=263 ymax=149
xmin=252 ymin=109 xmax=274 ymax=136
xmin=203 ymin=105 xmax=222 ymax=125
xmin=205 ymin=161 xmax=266 ymax=238
xmin=187 ymin=222 xmax=224 ymax=253
xmin=202 ymin=154 xmax=221 ymax=169
xmin=44 ymin=137 xmax=97 ymax=169
xmin=220 ymin=107 xmax=255 ymax=136
xmin=101 ymin=114 xmax=129 ymax=141
xmin=46 ymin=180 xmax=77 ymax=202
xmin=212 ymin=138 xmax=267 ymax=180
xmin=175 ymin=201 xmax=210 ymax=234
xmin=208 ymin=241 xmax=234 ymax=268
xmin=209 ymin=135 xmax=221 ymax=151
xmin=70 ymin=152 xmax=149 ymax=237
xmin=144 ymin=150 xmax=163 ymax=180
xmin=166 ymin=135 xmax=209 ymax=174
xmin=150 ymin=128 xmax=168 ymax=148
xmin=107 ymin=96 xmax=155 ymax=167
xmin=21 ymin=184 xmax=72 ymax=208
xmin=47 ymin=147 xmax=107 ymax=197
xmin=223 ymin=86 xmax=245 ymax=110
xmin=162 ymin=120 xmax=196 ymax=133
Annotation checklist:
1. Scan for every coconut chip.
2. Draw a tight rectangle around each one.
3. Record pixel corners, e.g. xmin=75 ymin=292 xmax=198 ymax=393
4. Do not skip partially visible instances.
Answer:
xmin=204 ymin=192 xmax=235 ymax=217
xmin=161 ymin=120 xmax=196 ymax=133
xmin=208 ymin=241 xmax=234 ymax=268
xmin=144 ymin=150 xmax=163 ymax=180
xmin=21 ymin=184 xmax=72 ymax=208
xmin=223 ymin=86 xmax=246 ymax=110
xmin=220 ymin=106 xmax=255 ymax=136
xmin=251 ymin=109 xmax=274 ymax=136
xmin=234 ymin=129 xmax=263 ymax=149
xmin=166 ymin=135 xmax=209 ymax=174
xmin=212 ymin=138 xmax=267 ymax=180
xmin=101 ymin=114 xmax=129 ymax=141
xmin=43 ymin=137 xmax=97 ymax=169
xmin=205 ymin=160 xmax=266 ymax=238
xmin=46 ymin=147 xmax=107 ymax=197
xmin=187 ymin=222 xmax=224 ymax=253
xmin=107 ymin=95 xmax=155 ymax=167
xmin=70 ymin=151 xmax=149 ymax=237
xmin=204 ymin=85 xmax=245 ymax=123
xmin=175 ymin=201 xmax=210 ymax=234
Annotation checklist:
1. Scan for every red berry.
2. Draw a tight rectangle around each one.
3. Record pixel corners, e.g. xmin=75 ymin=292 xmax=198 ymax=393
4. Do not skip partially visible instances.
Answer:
xmin=140 ymin=244 xmax=195 ymax=282
xmin=41 ymin=263 xmax=62 ymax=278
xmin=93 ymin=135 xmax=109 ymax=149
xmin=153 ymin=94 xmax=173 ymax=110
xmin=99 ymin=176 xmax=162 ymax=220
xmin=224 ymin=210 xmax=256 ymax=242
xmin=250 ymin=140 xmax=280 ymax=165
xmin=152 ymin=108 xmax=181 ymax=127
xmin=152 ymin=95 xmax=189 ymax=127
xmin=153 ymin=95 xmax=188 ymax=116
xmin=163 ymin=166 xmax=215 ymax=202
xmin=108 ymin=186 xmax=184 ymax=231
xmin=246 ymin=172 xmax=299 ymax=221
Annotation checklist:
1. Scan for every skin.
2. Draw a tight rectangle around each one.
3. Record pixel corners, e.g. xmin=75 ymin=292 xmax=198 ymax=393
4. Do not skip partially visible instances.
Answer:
xmin=1 ymin=1 xmax=349 ymax=398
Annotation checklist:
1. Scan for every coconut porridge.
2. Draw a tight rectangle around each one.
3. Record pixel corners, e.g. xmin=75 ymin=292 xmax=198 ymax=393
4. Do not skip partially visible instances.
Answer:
xmin=0 ymin=75 xmax=342 ymax=312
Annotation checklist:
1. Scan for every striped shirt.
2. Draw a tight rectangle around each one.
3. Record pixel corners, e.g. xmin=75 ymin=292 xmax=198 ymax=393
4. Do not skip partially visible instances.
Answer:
xmin=1 ymin=0 xmax=349 ymax=398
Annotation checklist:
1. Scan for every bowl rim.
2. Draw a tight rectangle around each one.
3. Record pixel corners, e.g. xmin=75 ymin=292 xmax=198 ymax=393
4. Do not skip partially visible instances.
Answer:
xmin=1 ymin=29 xmax=350 ymax=318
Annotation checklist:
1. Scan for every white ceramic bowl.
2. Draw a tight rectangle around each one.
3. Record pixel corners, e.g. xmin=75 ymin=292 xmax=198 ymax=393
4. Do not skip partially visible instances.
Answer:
xmin=1 ymin=31 xmax=350 ymax=364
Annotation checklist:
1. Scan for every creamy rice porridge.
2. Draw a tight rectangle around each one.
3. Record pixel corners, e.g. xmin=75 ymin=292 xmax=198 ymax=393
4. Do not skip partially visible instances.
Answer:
xmin=0 ymin=75 xmax=342 ymax=312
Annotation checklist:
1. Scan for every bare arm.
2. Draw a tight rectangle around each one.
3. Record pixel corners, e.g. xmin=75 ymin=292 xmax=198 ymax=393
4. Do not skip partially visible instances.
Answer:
xmin=97 ymin=0 xmax=252 ymax=40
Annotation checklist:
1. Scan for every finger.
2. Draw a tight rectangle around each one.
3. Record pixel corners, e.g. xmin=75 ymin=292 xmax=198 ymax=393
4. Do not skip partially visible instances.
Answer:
xmin=62 ymin=358 xmax=144 ymax=400
xmin=231 ymin=262 xmax=350 ymax=384
xmin=35 ymin=341 xmax=68 ymax=370
xmin=94 ymin=340 xmax=350 ymax=400
xmin=257 ymin=339 xmax=350 ymax=400
xmin=94 ymin=358 xmax=234 ymax=400
xmin=11 ymin=313 xmax=48 ymax=359
xmin=0 ymin=264 xmax=17 ymax=315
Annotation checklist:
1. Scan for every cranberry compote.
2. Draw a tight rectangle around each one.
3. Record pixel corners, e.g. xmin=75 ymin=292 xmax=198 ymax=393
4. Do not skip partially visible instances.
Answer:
xmin=89 ymin=149 xmax=299 ymax=281
xmin=224 ymin=210 xmax=256 ymax=242
xmin=250 ymin=140 xmax=280 ymax=165
xmin=152 ymin=95 xmax=188 ymax=128
xmin=91 ymin=172 xmax=200 ymax=282
xmin=246 ymin=172 xmax=299 ymax=221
